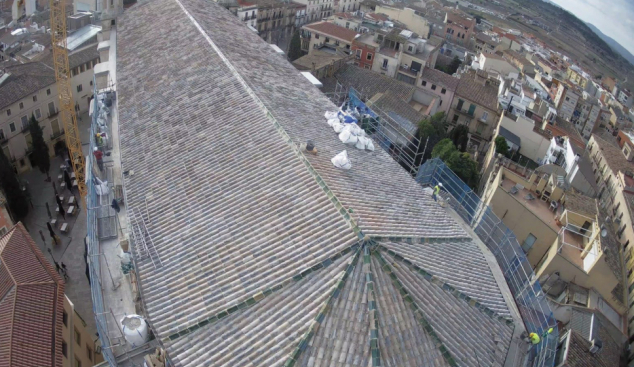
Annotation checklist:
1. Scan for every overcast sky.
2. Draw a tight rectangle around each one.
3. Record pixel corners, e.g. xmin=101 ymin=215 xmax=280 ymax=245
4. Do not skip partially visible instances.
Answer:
xmin=548 ymin=0 xmax=634 ymax=55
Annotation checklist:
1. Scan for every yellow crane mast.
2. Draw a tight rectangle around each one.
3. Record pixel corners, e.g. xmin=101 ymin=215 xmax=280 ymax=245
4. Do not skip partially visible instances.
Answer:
xmin=50 ymin=0 xmax=87 ymax=202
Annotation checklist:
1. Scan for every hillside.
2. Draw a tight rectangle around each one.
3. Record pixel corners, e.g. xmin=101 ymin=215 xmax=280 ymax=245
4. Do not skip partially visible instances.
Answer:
xmin=585 ymin=22 xmax=634 ymax=67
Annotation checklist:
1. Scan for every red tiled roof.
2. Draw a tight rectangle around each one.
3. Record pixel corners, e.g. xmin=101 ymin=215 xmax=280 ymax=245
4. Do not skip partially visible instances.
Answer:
xmin=365 ymin=12 xmax=388 ymax=21
xmin=0 ymin=223 xmax=64 ymax=367
xmin=446 ymin=12 xmax=475 ymax=29
xmin=302 ymin=21 xmax=359 ymax=43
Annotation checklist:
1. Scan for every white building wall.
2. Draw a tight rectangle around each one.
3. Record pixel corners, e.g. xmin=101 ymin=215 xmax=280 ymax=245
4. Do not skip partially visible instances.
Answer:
xmin=500 ymin=114 xmax=550 ymax=163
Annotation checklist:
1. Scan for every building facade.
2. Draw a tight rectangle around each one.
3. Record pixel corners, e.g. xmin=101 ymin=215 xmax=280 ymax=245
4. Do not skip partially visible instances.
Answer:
xmin=257 ymin=2 xmax=298 ymax=44
xmin=236 ymin=0 xmax=258 ymax=29
xmin=0 ymin=63 xmax=65 ymax=174
xmin=447 ymin=70 xmax=500 ymax=155
xmin=443 ymin=11 xmax=475 ymax=46
xmin=419 ymin=66 xmax=458 ymax=114
xmin=293 ymin=0 xmax=333 ymax=23
xmin=351 ymin=33 xmax=379 ymax=69
xmin=300 ymin=21 xmax=357 ymax=55
xmin=375 ymin=5 xmax=431 ymax=39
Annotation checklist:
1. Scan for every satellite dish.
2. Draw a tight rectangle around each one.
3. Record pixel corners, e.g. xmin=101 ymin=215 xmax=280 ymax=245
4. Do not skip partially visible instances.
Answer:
xmin=601 ymin=229 xmax=607 ymax=238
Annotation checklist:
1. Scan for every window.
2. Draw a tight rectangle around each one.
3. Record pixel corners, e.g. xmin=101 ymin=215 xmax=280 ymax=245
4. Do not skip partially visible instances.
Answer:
xmin=80 ymin=64 xmax=85 ymax=73
xmin=315 ymin=34 xmax=319 ymax=39
xmin=407 ymin=45 xmax=413 ymax=52
xmin=62 ymin=341 xmax=67 ymax=358
xmin=382 ymin=58 xmax=388 ymax=69
xmin=345 ymin=22 xmax=350 ymax=28
xmin=335 ymin=40 xmax=339 ymax=46
xmin=456 ymin=99 xmax=464 ymax=111
xmin=6 ymin=109 xmax=10 ymax=116
xmin=19 ymin=159 xmax=24 ymax=167
xmin=74 ymin=327 xmax=81 ymax=345
xmin=47 ymin=89 xmax=51 ymax=96
xmin=452 ymin=114 xmax=459 ymax=123
xmin=522 ymin=234 xmax=537 ymax=252
xmin=63 ymin=311 xmax=68 ymax=327
xmin=439 ymin=100 xmax=442 ymax=106
xmin=21 ymin=116 xmax=28 ymax=130
xmin=86 ymin=61 xmax=92 ymax=70
xmin=90 ymin=80 xmax=93 ymax=86
xmin=441 ymin=88 xmax=446 ymax=94
xmin=51 ymin=119 xmax=60 ymax=137
xmin=77 ymin=85 xmax=83 ymax=93
xmin=565 ymin=97 xmax=570 ymax=102
xmin=9 ymin=123 xmax=15 ymax=132
xmin=481 ymin=111 xmax=489 ymax=121
xmin=35 ymin=109 xmax=41 ymax=119
xmin=468 ymin=104 xmax=476 ymax=116
xmin=19 ymin=102 xmax=23 ymax=109
xmin=75 ymin=358 xmax=82 ymax=367
xmin=422 ymin=80 xmax=427 ymax=87
xmin=366 ymin=52 xmax=372 ymax=61
xmin=355 ymin=49 xmax=361 ymax=58
xmin=48 ymin=102 xmax=56 ymax=116
xmin=431 ymin=84 xmax=437 ymax=90
xmin=25 ymin=133 xmax=32 ymax=150
xmin=86 ymin=346 xmax=93 ymax=362
xmin=0 ymin=129 xmax=4 ymax=140
xmin=32 ymin=95 xmax=37 ymax=102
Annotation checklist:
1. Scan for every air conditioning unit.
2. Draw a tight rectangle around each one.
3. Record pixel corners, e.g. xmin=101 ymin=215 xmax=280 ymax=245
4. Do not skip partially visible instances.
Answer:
xmin=589 ymin=339 xmax=602 ymax=354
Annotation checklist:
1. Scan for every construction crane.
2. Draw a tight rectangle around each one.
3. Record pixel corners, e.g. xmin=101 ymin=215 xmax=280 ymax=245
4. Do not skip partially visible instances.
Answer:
xmin=50 ymin=0 xmax=87 ymax=203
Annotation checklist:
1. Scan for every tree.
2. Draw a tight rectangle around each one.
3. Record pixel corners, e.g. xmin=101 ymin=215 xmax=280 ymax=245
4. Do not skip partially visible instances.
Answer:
xmin=0 ymin=147 xmax=28 ymax=221
xmin=287 ymin=31 xmax=303 ymax=62
xmin=449 ymin=125 xmax=469 ymax=152
xmin=431 ymin=138 xmax=480 ymax=189
xmin=410 ymin=112 xmax=447 ymax=166
xmin=446 ymin=56 xmax=462 ymax=75
xmin=28 ymin=114 xmax=51 ymax=181
xmin=495 ymin=136 xmax=510 ymax=157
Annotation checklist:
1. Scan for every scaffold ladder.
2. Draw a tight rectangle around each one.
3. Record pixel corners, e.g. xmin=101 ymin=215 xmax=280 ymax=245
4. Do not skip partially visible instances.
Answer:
xmin=129 ymin=208 xmax=162 ymax=269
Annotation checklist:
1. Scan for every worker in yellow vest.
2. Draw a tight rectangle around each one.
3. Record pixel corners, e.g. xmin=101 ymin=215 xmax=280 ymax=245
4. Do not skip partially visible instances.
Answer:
xmin=432 ymin=182 xmax=443 ymax=202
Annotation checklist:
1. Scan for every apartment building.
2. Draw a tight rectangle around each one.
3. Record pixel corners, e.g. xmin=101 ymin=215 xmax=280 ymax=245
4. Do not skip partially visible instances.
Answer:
xmin=293 ymin=0 xmax=333 ymax=23
xmin=236 ymin=0 xmax=258 ymax=29
xmin=257 ymin=1 xmax=298 ymax=44
xmin=334 ymin=0 xmax=359 ymax=12
xmin=327 ymin=12 xmax=363 ymax=31
xmin=351 ymin=33 xmax=379 ymax=69
xmin=481 ymin=163 xmax=626 ymax=332
xmin=419 ymin=66 xmax=459 ymax=114
xmin=68 ymin=47 xmax=101 ymax=114
xmin=543 ymin=135 xmax=597 ymax=197
xmin=447 ymin=69 xmax=500 ymax=155
xmin=566 ymin=64 xmax=590 ymax=90
xmin=557 ymin=83 xmax=582 ymax=122
xmin=293 ymin=4 xmax=308 ymax=28
xmin=619 ymin=88 xmax=633 ymax=108
xmin=498 ymin=112 xmax=551 ymax=164
xmin=0 ymin=62 xmax=64 ymax=174
xmin=300 ymin=21 xmax=357 ymax=55
xmin=375 ymin=5 xmax=431 ymax=39
xmin=443 ymin=11 xmax=474 ymax=46
xmin=499 ymin=33 xmax=521 ymax=52
xmin=587 ymin=133 xmax=634 ymax=351
xmin=573 ymin=94 xmax=602 ymax=140
xmin=474 ymin=32 xmax=498 ymax=54
xmin=477 ymin=52 xmax=519 ymax=79
xmin=0 ymin=224 xmax=103 ymax=367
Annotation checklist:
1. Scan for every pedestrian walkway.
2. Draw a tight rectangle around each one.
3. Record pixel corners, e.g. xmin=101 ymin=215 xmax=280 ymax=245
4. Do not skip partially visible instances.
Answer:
xmin=19 ymin=112 xmax=97 ymax=337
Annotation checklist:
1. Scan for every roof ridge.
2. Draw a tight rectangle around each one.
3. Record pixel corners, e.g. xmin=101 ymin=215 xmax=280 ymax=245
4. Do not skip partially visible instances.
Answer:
xmin=15 ymin=223 xmax=65 ymax=285
xmin=283 ymin=245 xmax=362 ymax=367
xmin=163 ymin=241 xmax=363 ymax=344
xmin=364 ymin=245 xmax=381 ymax=367
xmin=173 ymin=0 xmax=364 ymax=241
xmin=378 ymin=245 xmax=514 ymax=325
xmin=373 ymin=249 xmax=459 ymax=367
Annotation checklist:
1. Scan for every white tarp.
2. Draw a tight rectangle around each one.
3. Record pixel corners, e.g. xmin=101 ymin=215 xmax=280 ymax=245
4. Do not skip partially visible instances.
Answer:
xmin=331 ymin=150 xmax=351 ymax=170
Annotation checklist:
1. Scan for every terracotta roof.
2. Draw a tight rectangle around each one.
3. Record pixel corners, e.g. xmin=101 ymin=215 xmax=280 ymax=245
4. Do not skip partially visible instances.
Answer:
xmin=326 ymin=64 xmax=416 ymax=101
xmin=446 ymin=12 xmax=474 ymax=29
xmin=546 ymin=117 xmax=584 ymax=148
xmin=365 ymin=12 xmax=388 ymax=21
xmin=592 ymin=133 xmax=634 ymax=175
xmin=455 ymin=71 xmax=499 ymax=111
xmin=0 ymin=62 xmax=56 ymax=110
xmin=475 ymin=32 xmax=497 ymax=46
xmin=421 ymin=66 xmax=459 ymax=91
xmin=564 ymin=310 xmax=623 ymax=367
xmin=302 ymin=21 xmax=359 ymax=43
xmin=564 ymin=191 xmax=597 ymax=218
xmin=0 ymin=223 xmax=64 ymax=367
xmin=332 ymin=12 xmax=357 ymax=20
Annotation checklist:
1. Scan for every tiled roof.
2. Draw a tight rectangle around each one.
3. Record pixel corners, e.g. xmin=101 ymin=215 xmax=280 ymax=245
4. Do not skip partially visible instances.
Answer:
xmin=302 ymin=21 xmax=359 ymax=43
xmin=446 ymin=12 xmax=475 ymax=29
xmin=421 ymin=66 xmax=459 ymax=91
xmin=325 ymin=64 xmax=416 ymax=101
xmin=0 ymin=223 xmax=64 ymax=367
xmin=117 ymin=0 xmax=518 ymax=365
xmin=592 ymin=133 xmax=634 ymax=175
xmin=546 ymin=117 xmax=584 ymax=148
xmin=42 ymin=46 xmax=100 ymax=69
xmin=475 ymin=32 xmax=497 ymax=46
xmin=455 ymin=71 xmax=499 ymax=111
xmin=292 ymin=48 xmax=348 ymax=70
xmin=564 ymin=309 xmax=624 ymax=367
xmin=372 ymin=92 xmax=425 ymax=134
xmin=563 ymin=191 xmax=597 ymax=218
xmin=0 ymin=62 xmax=55 ymax=110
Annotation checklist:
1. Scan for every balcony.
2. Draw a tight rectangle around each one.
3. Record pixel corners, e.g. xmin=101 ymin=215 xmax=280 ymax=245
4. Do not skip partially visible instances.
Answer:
xmin=398 ymin=64 xmax=418 ymax=77
xmin=21 ymin=125 xmax=29 ymax=133
xmin=454 ymin=106 xmax=475 ymax=118
xmin=0 ymin=136 xmax=6 ymax=145
xmin=47 ymin=109 xmax=59 ymax=118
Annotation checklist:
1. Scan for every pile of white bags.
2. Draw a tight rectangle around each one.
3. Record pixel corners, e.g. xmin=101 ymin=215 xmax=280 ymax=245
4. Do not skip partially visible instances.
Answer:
xmin=324 ymin=109 xmax=375 ymax=151
xmin=331 ymin=150 xmax=352 ymax=170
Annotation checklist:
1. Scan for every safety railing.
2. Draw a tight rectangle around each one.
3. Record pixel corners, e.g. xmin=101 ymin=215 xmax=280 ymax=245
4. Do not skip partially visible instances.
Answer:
xmin=86 ymin=75 xmax=118 ymax=366
xmin=417 ymin=158 xmax=558 ymax=367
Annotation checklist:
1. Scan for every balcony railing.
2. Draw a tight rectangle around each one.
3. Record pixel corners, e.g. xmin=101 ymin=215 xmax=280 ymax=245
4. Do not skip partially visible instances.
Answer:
xmin=21 ymin=125 xmax=29 ymax=133
xmin=455 ymin=107 xmax=475 ymax=117
xmin=0 ymin=136 xmax=6 ymax=145
xmin=398 ymin=64 xmax=418 ymax=76
xmin=47 ymin=109 xmax=59 ymax=118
